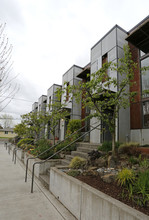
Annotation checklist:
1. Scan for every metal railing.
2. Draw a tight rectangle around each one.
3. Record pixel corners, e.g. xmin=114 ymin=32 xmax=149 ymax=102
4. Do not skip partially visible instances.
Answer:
xmin=5 ymin=142 xmax=11 ymax=155
xmin=25 ymin=124 xmax=88 ymax=182
xmin=30 ymin=123 xmax=100 ymax=193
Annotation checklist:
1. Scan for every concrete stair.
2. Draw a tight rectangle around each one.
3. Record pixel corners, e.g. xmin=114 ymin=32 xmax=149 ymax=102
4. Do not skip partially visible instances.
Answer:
xmin=39 ymin=170 xmax=50 ymax=189
xmin=61 ymin=142 xmax=100 ymax=164
xmin=71 ymin=151 xmax=88 ymax=159
xmin=38 ymin=142 xmax=100 ymax=189
xmin=39 ymin=164 xmax=70 ymax=189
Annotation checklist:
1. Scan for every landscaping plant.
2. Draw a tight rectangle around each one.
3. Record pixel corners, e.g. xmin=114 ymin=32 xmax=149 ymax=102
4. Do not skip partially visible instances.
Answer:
xmin=69 ymin=156 xmax=86 ymax=169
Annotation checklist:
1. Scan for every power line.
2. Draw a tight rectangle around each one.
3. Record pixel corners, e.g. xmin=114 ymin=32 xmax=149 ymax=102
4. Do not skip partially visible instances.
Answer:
xmin=0 ymin=96 xmax=34 ymax=103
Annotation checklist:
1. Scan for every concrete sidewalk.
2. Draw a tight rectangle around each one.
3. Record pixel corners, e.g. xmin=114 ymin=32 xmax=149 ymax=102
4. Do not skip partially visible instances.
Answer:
xmin=0 ymin=142 xmax=76 ymax=220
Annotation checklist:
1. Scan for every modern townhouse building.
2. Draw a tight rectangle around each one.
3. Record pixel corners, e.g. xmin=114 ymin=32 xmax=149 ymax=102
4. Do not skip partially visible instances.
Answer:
xmin=60 ymin=65 xmax=83 ymax=140
xmin=85 ymin=25 xmax=130 ymax=144
xmin=38 ymin=95 xmax=47 ymax=113
xmin=126 ymin=15 xmax=149 ymax=145
xmin=30 ymin=16 xmax=149 ymax=145
xmin=46 ymin=84 xmax=62 ymax=140
xmin=32 ymin=102 xmax=38 ymax=113
xmin=38 ymin=95 xmax=47 ymax=138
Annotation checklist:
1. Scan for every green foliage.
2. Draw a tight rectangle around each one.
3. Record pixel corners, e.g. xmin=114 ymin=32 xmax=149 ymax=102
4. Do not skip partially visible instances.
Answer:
xmin=133 ymin=170 xmax=149 ymax=206
xmin=98 ymin=141 xmax=120 ymax=152
xmin=128 ymin=156 xmax=138 ymax=165
xmin=55 ymin=120 xmax=82 ymax=154
xmin=17 ymin=138 xmax=34 ymax=148
xmin=66 ymin=119 xmax=82 ymax=135
xmin=14 ymin=123 xmax=28 ymax=138
xmin=118 ymin=142 xmax=140 ymax=156
xmin=117 ymin=168 xmax=135 ymax=188
xmin=55 ymin=138 xmax=77 ymax=153
xmin=47 ymin=88 xmax=69 ymax=143
xmin=68 ymin=45 xmax=143 ymax=154
xmin=33 ymin=139 xmax=58 ymax=160
xmin=117 ymin=168 xmax=149 ymax=207
xmin=139 ymin=158 xmax=149 ymax=169
xmin=20 ymin=112 xmax=48 ymax=139
xmin=69 ymin=156 xmax=86 ymax=169
xmin=67 ymin=170 xmax=81 ymax=177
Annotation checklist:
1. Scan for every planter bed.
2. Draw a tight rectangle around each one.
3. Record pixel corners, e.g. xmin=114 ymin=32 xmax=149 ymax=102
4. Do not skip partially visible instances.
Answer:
xmin=49 ymin=167 xmax=149 ymax=220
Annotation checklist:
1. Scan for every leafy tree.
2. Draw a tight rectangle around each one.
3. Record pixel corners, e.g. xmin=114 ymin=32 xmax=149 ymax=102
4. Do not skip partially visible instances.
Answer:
xmin=19 ymin=111 xmax=48 ymax=140
xmin=47 ymin=88 xmax=69 ymax=145
xmin=14 ymin=122 xmax=28 ymax=138
xmin=69 ymin=45 xmax=149 ymax=155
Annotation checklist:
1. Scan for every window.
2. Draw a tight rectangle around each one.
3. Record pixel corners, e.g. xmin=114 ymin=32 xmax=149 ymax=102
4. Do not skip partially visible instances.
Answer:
xmin=66 ymin=82 xmax=69 ymax=101
xmin=5 ymin=131 xmax=8 ymax=134
xmin=141 ymin=56 xmax=149 ymax=98
xmin=102 ymin=53 xmax=108 ymax=82
xmin=143 ymin=101 xmax=149 ymax=127
xmin=49 ymin=96 xmax=51 ymax=110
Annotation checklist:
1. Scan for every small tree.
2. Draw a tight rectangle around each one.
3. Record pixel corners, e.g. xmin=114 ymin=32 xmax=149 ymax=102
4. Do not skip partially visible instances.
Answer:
xmin=14 ymin=122 xmax=28 ymax=138
xmin=20 ymin=111 xmax=48 ymax=140
xmin=47 ymin=88 xmax=69 ymax=145
xmin=69 ymin=45 xmax=148 ymax=155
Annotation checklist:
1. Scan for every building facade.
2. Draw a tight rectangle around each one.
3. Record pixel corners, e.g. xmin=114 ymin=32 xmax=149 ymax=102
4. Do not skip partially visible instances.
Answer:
xmin=30 ymin=16 xmax=149 ymax=145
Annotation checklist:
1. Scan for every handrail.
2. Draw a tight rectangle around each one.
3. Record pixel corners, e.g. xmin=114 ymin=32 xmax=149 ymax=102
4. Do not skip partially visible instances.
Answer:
xmin=30 ymin=123 xmax=101 ymax=193
xmin=25 ymin=123 xmax=88 ymax=182
xmin=4 ymin=142 xmax=8 ymax=150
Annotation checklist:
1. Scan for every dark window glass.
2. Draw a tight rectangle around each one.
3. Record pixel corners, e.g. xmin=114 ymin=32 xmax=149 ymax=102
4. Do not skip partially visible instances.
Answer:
xmin=141 ymin=57 xmax=149 ymax=98
xmin=143 ymin=101 xmax=149 ymax=127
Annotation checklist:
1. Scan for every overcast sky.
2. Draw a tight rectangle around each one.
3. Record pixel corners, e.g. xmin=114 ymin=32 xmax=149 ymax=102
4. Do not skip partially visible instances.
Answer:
xmin=0 ymin=0 xmax=148 ymax=126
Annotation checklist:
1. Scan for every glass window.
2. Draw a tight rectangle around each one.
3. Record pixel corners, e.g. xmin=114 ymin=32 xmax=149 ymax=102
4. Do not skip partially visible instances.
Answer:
xmin=143 ymin=101 xmax=149 ymax=127
xmin=141 ymin=57 xmax=149 ymax=98
xmin=5 ymin=131 xmax=8 ymax=134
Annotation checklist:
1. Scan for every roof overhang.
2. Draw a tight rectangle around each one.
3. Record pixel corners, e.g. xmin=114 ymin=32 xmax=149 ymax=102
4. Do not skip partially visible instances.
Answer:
xmin=77 ymin=67 xmax=90 ymax=80
xmin=126 ymin=17 xmax=149 ymax=53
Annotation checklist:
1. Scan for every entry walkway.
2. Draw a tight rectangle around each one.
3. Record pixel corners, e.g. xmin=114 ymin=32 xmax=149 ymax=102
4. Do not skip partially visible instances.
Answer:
xmin=0 ymin=142 xmax=76 ymax=220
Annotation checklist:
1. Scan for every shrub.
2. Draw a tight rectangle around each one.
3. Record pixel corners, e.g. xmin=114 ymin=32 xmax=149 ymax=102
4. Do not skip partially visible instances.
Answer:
xmin=66 ymin=119 xmax=82 ymax=135
xmin=98 ymin=141 xmax=120 ymax=152
xmin=24 ymin=144 xmax=35 ymax=152
xmin=67 ymin=170 xmax=81 ymax=177
xmin=88 ymin=150 xmax=101 ymax=161
xmin=55 ymin=138 xmax=77 ymax=153
xmin=139 ymin=158 xmax=149 ymax=169
xmin=118 ymin=142 xmax=140 ymax=156
xmin=134 ymin=170 xmax=149 ymax=206
xmin=128 ymin=156 xmax=138 ymax=165
xmin=17 ymin=138 xmax=34 ymax=148
xmin=117 ymin=168 xmax=135 ymax=188
xmin=69 ymin=156 xmax=86 ymax=169
xmin=33 ymin=139 xmax=57 ymax=160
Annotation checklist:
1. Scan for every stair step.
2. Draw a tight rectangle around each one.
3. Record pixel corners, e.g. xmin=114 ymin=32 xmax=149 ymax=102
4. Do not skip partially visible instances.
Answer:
xmin=77 ymin=146 xmax=98 ymax=153
xmin=71 ymin=151 xmax=88 ymax=159
xmin=55 ymin=165 xmax=69 ymax=169
xmin=65 ymin=155 xmax=74 ymax=161
xmin=76 ymin=142 xmax=99 ymax=149
xmin=39 ymin=174 xmax=49 ymax=189
xmin=61 ymin=159 xmax=70 ymax=166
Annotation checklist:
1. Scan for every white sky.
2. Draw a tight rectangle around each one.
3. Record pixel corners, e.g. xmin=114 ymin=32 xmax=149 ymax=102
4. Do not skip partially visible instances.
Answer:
xmin=0 ymin=0 xmax=149 ymax=125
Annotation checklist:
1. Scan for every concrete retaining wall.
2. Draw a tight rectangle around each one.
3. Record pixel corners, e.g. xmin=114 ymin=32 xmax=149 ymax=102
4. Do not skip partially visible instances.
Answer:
xmin=16 ymin=149 xmax=24 ymax=161
xmin=50 ymin=167 xmax=149 ymax=220
xmin=23 ymin=152 xmax=62 ymax=178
